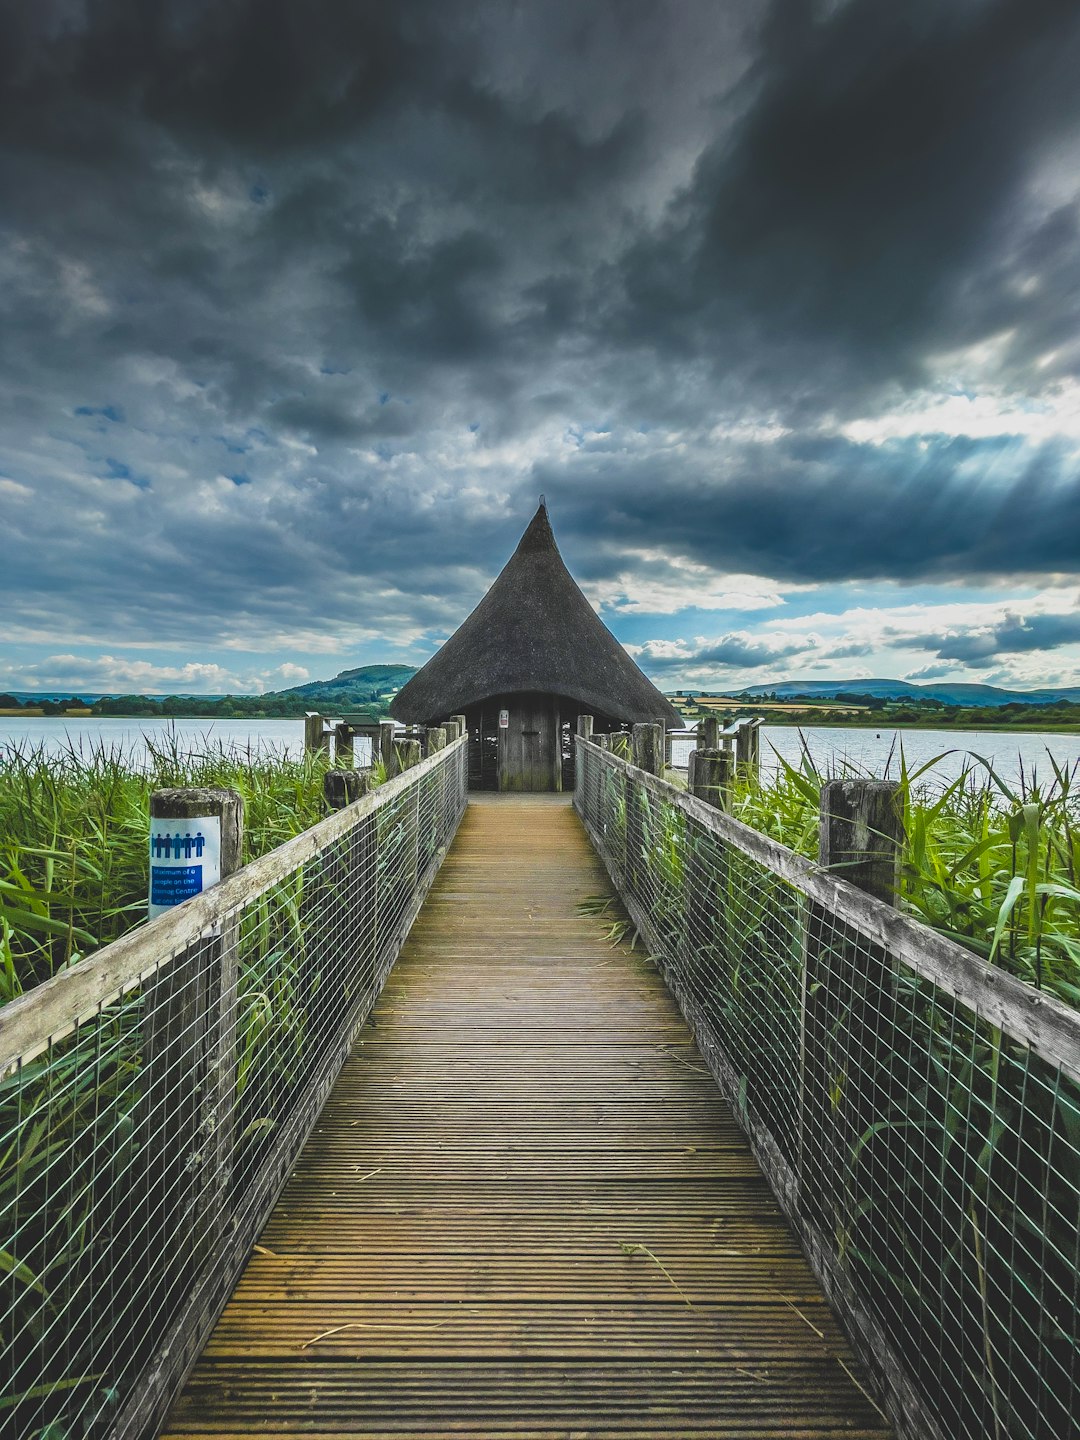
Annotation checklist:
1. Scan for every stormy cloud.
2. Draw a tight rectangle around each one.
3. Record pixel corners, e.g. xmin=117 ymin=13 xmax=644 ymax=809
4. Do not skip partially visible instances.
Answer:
xmin=2 ymin=1 xmax=1079 ymax=694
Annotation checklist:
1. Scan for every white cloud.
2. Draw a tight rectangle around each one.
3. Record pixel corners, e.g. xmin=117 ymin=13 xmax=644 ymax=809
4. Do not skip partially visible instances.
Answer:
xmin=0 ymin=655 xmax=287 ymax=695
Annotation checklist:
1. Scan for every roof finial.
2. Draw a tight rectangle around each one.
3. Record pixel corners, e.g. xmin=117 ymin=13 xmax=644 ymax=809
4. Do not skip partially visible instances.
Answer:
xmin=539 ymin=493 xmax=546 ymax=510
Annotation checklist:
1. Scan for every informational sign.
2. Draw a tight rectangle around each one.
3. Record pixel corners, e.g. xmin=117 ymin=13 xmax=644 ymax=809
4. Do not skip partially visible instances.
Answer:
xmin=148 ymin=815 xmax=222 ymax=919
xmin=498 ymin=708 xmax=509 ymax=729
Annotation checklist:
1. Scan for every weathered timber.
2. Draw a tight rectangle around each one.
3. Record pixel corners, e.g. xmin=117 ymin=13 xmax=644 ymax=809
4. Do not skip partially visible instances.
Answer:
xmin=162 ymin=795 xmax=888 ymax=1440
xmin=333 ymin=722 xmax=354 ymax=767
xmin=304 ymin=712 xmax=330 ymax=755
xmin=576 ymin=713 xmax=594 ymax=741
xmin=425 ymin=725 xmax=447 ymax=754
xmin=688 ymin=747 xmax=733 ymax=812
xmin=631 ymin=721 xmax=663 ymax=777
xmin=141 ymin=788 xmax=244 ymax=1397
xmin=819 ymin=779 xmax=903 ymax=905
xmin=699 ymin=714 xmax=722 ymax=749
xmin=393 ymin=738 xmax=422 ymax=775
xmin=323 ymin=768 xmax=372 ymax=811
xmin=735 ymin=717 xmax=762 ymax=779
xmin=378 ymin=720 xmax=396 ymax=773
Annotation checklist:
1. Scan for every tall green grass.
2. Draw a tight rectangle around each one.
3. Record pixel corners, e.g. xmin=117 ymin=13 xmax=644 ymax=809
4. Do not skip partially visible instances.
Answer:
xmin=733 ymin=739 xmax=1080 ymax=1008
xmin=0 ymin=733 xmax=329 ymax=1001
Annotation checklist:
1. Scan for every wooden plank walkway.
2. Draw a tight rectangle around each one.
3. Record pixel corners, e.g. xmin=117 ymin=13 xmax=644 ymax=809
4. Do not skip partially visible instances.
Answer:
xmin=163 ymin=794 xmax=891 ymax=1439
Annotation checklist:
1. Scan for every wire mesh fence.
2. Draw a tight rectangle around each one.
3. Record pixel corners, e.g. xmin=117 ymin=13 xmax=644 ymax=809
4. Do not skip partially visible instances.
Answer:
xmin=576 ymin=737 xmax=1080 ymax=1440
xmin=0 ymin=738 xmax=467 ymax=1440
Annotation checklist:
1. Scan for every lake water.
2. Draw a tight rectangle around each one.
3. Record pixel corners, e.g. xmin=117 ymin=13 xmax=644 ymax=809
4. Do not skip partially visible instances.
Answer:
xmin=2 ymin=715 xmax=1078 ymax=794
xmin=669 ymin=725 xmax=1080 ymax=793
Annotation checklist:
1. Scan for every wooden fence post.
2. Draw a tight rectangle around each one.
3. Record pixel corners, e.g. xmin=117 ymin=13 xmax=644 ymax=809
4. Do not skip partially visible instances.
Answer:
xmin=334 ymin=722 xmax=354 ymax=768
xmin=379 ymin=721 xmax=396 ymax=774
xmin=818 ymin=779 xmax=902 ymax=904
xmin=801 ymin=779 xmax=904 ymax=1235
xmin=305 ymin=712 xmax=329 ymax=756
xmin=143 ymin=788 xmax=244 ymax=1313
xmin=426 ymin=726 xmax=447 ymax=754
xmin=688 ymin=748 xmax=733 ymax=813
xmin=324 ymin=769 xmax=371 ymax=811
xmin=393 ymin=738 xmax=422 ymax=773
xmin=699 ymin=715 xmax=722 ymax=750
xmin=735 ymin=719 xmax=760 ymax=781
xmin=450 ymin=714 xmax=468 ymax=740
xmin=631 ymin=723 xmax=663 ymax=775
xmin=577 ymin=714 xmax=594 ymax=741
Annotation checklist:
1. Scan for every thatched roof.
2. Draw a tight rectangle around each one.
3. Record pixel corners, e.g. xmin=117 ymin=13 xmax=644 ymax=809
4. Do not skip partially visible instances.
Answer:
xmin=391 ymin=503 xmax=680 ymax=727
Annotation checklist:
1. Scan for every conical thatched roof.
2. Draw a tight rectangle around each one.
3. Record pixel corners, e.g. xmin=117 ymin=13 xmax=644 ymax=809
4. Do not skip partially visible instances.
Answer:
xmin=391 ymin=504 xmax=680 ymax=727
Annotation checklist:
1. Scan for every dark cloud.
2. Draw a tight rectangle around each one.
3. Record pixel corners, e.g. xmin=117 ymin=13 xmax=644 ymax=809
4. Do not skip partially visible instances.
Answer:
xmin=914 ymin=611 xmax=1080 ymax=665
xmin=1 ymin=1 xmax=1078 ymax=684
xmin=637 ymin=634 xmax=811 ymax=671
xmin=545 ymin=434 xmax=1080 ymax=587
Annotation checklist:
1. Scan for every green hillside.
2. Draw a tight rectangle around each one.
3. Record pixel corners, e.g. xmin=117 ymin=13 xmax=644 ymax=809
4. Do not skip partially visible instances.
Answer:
xmin=268 ymin=664 xmax=417 ymax=709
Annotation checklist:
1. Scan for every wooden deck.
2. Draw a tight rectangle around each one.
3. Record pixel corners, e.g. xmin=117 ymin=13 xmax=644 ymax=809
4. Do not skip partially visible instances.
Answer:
xmin=163 ymin=794 xmax=890 ymax=1439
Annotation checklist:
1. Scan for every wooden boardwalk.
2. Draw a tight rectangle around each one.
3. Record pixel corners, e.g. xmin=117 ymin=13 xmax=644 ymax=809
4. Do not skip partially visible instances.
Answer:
xmin=163 ymin=795 xmax=890 ymax=1439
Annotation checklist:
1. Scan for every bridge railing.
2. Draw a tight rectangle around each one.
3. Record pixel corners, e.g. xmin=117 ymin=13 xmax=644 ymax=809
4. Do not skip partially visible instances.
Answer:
xmin=575 ymin=736 xmax=1080 ymax=1440
xmin=0 ymin=736 xmax=468 ymax=1440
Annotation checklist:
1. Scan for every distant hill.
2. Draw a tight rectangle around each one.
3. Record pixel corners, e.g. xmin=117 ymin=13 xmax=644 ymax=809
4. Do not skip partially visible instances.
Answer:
xmin=735 ymin=679 xmax=1080 ymax=707
xmin=266 ymin=664 xmax=417 ymax=707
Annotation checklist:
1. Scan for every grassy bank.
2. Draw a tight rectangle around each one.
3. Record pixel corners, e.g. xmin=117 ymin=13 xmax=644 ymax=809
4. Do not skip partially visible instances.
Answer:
xmin=0 ymin=736 xmax=330 ymax=1002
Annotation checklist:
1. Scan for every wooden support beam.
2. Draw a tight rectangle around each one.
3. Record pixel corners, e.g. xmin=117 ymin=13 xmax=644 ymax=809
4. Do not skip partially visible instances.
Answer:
xmin=632 ymin=722 xmax=663 ymax=776
xmin=576 ymin=714 xmax=594 ymax=741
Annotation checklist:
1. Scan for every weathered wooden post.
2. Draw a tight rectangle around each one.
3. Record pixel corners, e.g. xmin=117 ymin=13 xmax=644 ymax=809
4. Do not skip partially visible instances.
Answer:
xmin=451 ymin=714 xmax=468 ymax=740
xmin=143 ymin=788 xmax=244 ymax=1308
xmin=378 ymin=720 xmax=396 ymax=775
xmin=597 ymin=733 xmax=610 ymax=751
xmin=688 ymin=748 xmax=733 ymax=813
xmin=324 ymin=769 xmax=371 ymax=811
xmin=801 ymin=779 xmax=904 ymax=1236
xmin=735 ymin=718 xmax=761 ymax=782
xmin=305 ymin=712 xmax=329 ymax=756
xmin=426 ymin=725 xmax=447 ymax=754
xmin=334 ymin=722 xmax=354 ymax=768
xmin=577 ymin=714 xmax=594 ymax=741
xmin=393 ymin=737 xmax=422 ymax=773
xmin=818 ymin=779 xmax=902 ymax=903
xmin=699 ymin=715 xmax=722 ymax=750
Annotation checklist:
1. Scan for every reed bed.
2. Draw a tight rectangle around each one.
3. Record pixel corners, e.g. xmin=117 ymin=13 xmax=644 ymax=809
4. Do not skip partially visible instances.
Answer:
xmin=728 ymin=740 xmax=1080 ymax=1009
xmin=0 ymin=732 xmax=329 ymax=1002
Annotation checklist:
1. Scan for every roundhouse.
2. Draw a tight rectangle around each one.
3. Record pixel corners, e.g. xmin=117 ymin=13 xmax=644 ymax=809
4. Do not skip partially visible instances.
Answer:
xmin=390 ymin=502 xmax=679 ymax=790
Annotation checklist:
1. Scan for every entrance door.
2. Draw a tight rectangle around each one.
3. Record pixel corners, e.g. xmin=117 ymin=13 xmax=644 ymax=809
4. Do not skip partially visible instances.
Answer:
xmin=497 ymin=694 xmax=561 ymax=792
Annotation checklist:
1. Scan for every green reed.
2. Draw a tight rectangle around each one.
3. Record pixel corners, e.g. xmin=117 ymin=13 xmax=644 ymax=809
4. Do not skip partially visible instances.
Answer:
xmin=0 ymin=733 xmax=330 ymax=1000
xmin=732 ymin=740 xmax=1080 ymax=1008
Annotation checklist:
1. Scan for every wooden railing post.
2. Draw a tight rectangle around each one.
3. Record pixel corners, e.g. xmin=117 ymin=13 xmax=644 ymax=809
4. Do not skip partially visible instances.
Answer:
xmin=324 ymin=769 xmax=371 ymax=811
xmin=576 ymin=714 xmax=594 ymax=741
xmin=736 ymin=718 xmax=761 ymax=782
xmin=699 ymin=715 xmax=721 ymax=750
xmin=143 ymin=788 xmax=244 ymax=1318
xmin=378 ymin=721 xmax=396 ymax=775
xmin=801 ymin=779 xmax=904 ymax=1231
xmin=305 ymin=712 xmax=329 ymax=756
xmin=631 ymin=723 xmax=662 ymax=776
xmin=688 ymin=748 xmax=733 ymax=813
xmin=393 ymin=738 xmax=422 ymax=774
xmin=818 ymin=779 xmax=902 ymax=904
xmin=334 ymin=722 xmax=354 ymax=768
